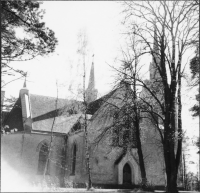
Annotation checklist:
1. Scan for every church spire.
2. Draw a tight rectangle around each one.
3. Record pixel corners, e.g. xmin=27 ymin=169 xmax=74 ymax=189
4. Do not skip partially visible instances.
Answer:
xmin=149 ymin=23 xmax=160 ymax=80
xmin=85 ymin=54 xmax=98 ymax=103
xmin=153 ymin=24 xmax=159 ymax=55
xmin=23 ymin=74 xmax=27 ymax=88
xmin=88 ymin=54 xmax=95 ymax=90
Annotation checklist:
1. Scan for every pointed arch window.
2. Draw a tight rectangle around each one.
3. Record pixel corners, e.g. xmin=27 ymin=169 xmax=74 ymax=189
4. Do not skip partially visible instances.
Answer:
xmin=71 ymin=143 xmax=77 ymax=175
xmin=123 ymin=163 xmax=132 ymax=184
xmin=37 ymin=143 xmax=50 ymax=175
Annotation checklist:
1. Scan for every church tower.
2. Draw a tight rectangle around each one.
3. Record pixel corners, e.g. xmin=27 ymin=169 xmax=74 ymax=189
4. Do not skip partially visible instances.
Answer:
xmin=149 ymin=24 xmax=161 ymax=81
xmin=85 ymin=55 xmax=98 ymax=103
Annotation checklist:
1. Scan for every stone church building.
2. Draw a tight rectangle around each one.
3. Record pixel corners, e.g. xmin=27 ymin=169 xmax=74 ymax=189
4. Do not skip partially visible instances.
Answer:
xmin=2 ymin=33 xmax=168 ymax=188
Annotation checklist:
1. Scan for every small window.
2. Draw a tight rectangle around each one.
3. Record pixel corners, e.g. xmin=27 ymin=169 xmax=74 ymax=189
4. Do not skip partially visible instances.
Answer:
xmin=37 ymin=143 xmax=50 ymax=175
xmin=71 ymin=143 xmax=77 ymax=175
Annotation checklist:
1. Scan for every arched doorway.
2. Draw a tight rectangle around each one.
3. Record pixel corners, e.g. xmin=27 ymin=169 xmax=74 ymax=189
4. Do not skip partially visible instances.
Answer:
xmin=123 ymin=163 xmax=132 ymax=184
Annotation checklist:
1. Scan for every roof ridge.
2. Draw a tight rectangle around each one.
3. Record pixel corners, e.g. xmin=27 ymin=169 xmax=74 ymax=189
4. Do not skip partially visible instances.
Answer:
xmin=29 ymin=93 xmax=69 ymax=101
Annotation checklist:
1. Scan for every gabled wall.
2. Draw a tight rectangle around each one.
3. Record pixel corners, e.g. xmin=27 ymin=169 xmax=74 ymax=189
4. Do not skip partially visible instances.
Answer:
xmin=86 ymin=86 xmax=165 ymax=186
xmin=85 ymin=87 xmax=141 ymax=185
xmin=140 ymin=115 xmax=165 ymax=185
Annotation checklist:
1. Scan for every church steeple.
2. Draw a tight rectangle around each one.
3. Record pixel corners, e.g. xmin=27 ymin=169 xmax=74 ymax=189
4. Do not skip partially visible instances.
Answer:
xmin=88 ymin=55 xmax=95 ymax=90
xmin=85 ymin=55 xmax=98 ymax=103
xmin=23 ymin=75 xmax=27 ymax=88
xmin=149 ymin=23 xmax=160 ymax=81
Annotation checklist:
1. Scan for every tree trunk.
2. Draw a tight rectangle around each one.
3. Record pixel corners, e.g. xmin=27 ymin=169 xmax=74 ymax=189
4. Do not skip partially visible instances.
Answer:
xmin=166 ymin=169 xmax=179 ymax=193
xmin=132 ymin=105 xmax=147 ymax=184
xmin=164 ymin=141 xmax=179 ymax=193
xmin=84 ymin=123 xmax=92 ymax=190
xmin=133 ymin=69 xmax=147 ymax=184
xmin=83 ymin=55 xmax=92 ymax=190
xmin=163 ymin=90 xmax=179 ymax=192
xmin=134 ymin=113 xmax=147 ymax=184
xmin=59 ymin=135 xmax=68 ymax=187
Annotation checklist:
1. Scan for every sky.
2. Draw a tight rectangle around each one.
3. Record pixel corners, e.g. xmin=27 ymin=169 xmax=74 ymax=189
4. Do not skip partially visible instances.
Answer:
xmin=2 ymin=1 xmax=199 ymax=174
xmin=3 ymin=1 xmax=126 ymax=100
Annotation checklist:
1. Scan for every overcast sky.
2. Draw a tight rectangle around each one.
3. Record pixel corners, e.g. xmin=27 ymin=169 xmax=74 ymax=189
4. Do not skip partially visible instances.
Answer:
xmin=4 ymin=1 xmax=127 ymax=100
xmin=2 ymin=1 xmax=199 ymax=173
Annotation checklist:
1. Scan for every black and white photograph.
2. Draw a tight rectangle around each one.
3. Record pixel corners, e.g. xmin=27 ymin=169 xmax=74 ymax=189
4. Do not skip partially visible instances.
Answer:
xmin=1 ymin=1 xmax=199 ymax=192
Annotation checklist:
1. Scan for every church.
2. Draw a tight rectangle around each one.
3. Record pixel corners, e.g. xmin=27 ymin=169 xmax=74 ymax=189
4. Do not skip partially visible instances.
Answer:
xmin=2 ymin=32 xmax=167 ymax=188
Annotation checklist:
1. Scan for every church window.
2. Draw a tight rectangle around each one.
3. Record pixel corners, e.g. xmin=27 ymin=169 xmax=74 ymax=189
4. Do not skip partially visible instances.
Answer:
xmin=71 ymin=143 xmax=77 ymax=175
xmin=37 ymin=143 xmax=50 ymax=175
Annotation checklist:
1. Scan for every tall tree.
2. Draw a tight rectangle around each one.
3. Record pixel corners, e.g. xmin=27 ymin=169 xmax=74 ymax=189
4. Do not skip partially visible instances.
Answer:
xmin=1 ymin=1 xmax=57 ymax=85
xmin=77 ymin=29 xmax=92 ymax=190
xmin=120 ymin=33 xmax=148 ymax=185
xmin=122 ymin=1 xmax=199 ymax=192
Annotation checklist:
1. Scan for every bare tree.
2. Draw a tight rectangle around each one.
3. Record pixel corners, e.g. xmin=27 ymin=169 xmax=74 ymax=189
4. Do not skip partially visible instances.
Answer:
xmin=118 ymin=33 xmax=148 ymax=185
xmin=121 ymin=1 xmax=199 ymax=192
xmin=43 ymin=81 xmax=59 ymax=182
xmin=77 ymin=29 xmax=92 ymax=190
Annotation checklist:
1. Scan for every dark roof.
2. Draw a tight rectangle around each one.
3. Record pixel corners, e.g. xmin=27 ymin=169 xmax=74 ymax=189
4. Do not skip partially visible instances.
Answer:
xmin=2 ymin=111 xmax=9 ymax=123
xmin=2 ymin=98 xmax=24 ymax=131
xmin=29 ymin=94 xmax=85 ymax=134
xmin=87 ymin=89 xmax=117 ymax=115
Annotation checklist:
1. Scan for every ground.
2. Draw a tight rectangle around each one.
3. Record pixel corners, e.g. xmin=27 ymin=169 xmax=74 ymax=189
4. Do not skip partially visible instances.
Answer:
xmin=2 ymin=157 xmax=198 ymax=193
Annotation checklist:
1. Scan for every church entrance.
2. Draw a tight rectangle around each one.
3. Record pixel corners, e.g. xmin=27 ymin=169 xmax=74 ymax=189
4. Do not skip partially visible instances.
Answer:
xmin=123 ymin=163 xmax=132 ymax=184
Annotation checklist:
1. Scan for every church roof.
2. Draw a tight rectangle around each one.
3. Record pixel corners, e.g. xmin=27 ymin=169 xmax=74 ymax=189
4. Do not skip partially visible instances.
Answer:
xmin=3 ymin=83 xmax=127 ymax=134
xmin=32 ymin=114 xmax=82 ymax=134
xmin=87 ymin=89 xmax=117 ymax=115
xmin=29 ymin=94 xmax=85 ymax=134
xmin=30 ymin=94 xmax=72 ymax=119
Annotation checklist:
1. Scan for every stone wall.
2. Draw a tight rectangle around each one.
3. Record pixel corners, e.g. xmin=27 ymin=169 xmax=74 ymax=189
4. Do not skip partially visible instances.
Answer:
xmin=85 ymin=86 xmax=165 ymax=186
xmin=65 ymin=131 xmax=87 ymax=184
xmin=140 ymin=117 xmax=165 ymax=185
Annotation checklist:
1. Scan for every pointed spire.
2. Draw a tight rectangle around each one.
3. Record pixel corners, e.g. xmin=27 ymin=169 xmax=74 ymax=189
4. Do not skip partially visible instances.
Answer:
xmin=153 ymin=23 xmax=159 ymax=55
xmin=88 ymin=54 xmax=95 ymax=89
xmin=23 ymin=77 xmax=26 ymax=88
xmin=85 ymin=54 xmax=98 ymax=103
xmin=23 ymin=72 xmax=27 ymax=88
xmin=149 ymin=22 xmax=160 ymax=81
